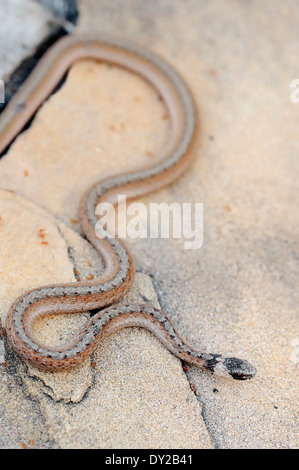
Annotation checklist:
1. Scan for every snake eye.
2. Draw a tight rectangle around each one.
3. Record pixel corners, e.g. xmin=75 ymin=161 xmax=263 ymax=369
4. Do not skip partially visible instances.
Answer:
xmin=224 ymin=357 xmax=257 ymax=380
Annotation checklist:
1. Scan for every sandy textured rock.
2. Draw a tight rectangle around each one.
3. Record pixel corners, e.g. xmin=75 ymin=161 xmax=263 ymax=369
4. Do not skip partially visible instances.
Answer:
xmin=0 ymin=190 xmax=94 ymax=403
xmin=0 ymin=190 xmax=212 ymax=447
xmin=77 ymin=0 xmax=299 ymax=448
xmin=0 ymin=356 xmax=51 ymax=449
xmin=0 ymin=0 xmax=298 ymax=449
xmin=21 ymin=272 xmax=212 ymax=448
xmin=0 ymin=55 xmax=169 ymax=225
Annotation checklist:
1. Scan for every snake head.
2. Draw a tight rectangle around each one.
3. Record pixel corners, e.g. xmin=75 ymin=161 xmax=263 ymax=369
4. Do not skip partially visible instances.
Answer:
xmin=206 ymin=354 xmax=257 ymax=380
xmin=223 ymin=357 xmax=257 ymax=380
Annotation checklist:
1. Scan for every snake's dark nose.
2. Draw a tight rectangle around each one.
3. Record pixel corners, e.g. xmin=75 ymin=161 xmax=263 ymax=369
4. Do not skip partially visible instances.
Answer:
xmin=224 ymin=357 xmax=257 ymax=380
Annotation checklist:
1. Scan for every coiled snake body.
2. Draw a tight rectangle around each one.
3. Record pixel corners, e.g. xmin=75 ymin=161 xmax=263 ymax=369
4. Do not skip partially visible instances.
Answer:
xmin=0 ymin=35 xmax=256 ymax=380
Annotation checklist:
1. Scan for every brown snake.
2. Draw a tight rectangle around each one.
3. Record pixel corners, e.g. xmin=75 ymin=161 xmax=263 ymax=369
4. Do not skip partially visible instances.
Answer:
xmin=0 ymin=35 xmax=256 ymax=380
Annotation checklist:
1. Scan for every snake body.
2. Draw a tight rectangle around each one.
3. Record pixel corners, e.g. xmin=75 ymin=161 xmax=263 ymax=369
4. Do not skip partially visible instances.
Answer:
xmin=1 ymin=35 xmax=256 ymax=380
